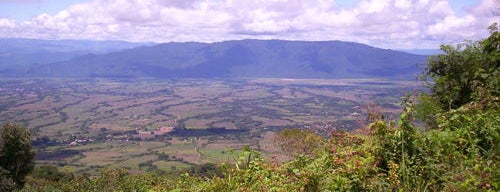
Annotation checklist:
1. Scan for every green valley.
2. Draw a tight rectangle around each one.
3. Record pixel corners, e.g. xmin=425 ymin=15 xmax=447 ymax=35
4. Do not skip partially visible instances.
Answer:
xmin=1 ymin=78 xmax=411 ymax=173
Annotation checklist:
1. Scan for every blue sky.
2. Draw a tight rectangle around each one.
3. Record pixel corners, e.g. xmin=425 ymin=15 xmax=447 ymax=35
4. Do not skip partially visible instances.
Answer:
xmin=0 ymin=0 xmax=497 ymax=49
xmin=0 ymin=0 xmax=86 ymax=21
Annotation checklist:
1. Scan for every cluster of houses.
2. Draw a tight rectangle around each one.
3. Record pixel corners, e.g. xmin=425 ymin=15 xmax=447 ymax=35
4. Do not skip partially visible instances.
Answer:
xmin=68 ymin=138 xmax=94 ymax=146
xmin=136 ymin=127 xmax=174 ymax=140
xmin=66 ymin=126 xmax=176 ymax=146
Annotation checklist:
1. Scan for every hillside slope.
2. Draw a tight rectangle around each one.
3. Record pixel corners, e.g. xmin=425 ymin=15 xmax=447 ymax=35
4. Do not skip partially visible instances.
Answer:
xmin=0 ymin=38 xmax=151 ymax=76
xmin=28 ymin=40 xmax=428 ymax=79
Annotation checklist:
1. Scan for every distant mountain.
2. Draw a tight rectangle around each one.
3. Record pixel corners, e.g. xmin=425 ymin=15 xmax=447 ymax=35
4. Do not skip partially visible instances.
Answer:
xmin=398 ymin=48 xmax=443 ymax=55
xmin=24 ymin=39 xmax=428 ymax=79
xmin=0 ymin=38 xmax=152 ymax=76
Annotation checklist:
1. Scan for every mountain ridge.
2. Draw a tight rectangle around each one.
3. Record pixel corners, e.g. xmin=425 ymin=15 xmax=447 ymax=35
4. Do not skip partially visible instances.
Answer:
xmin=0 ymin=38 xmax=152 ymax=76
xmin=6 ymin=39 xmax=428 ymax=79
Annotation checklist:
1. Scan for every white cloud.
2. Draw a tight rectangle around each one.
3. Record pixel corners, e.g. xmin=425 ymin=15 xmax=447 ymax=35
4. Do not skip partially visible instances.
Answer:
xmin=0 ymin=0 xmax=496 ymax=48
xmin=428 ymin=1 xmax=454 ymax=16
xmin=427 ymin=15 xmax=476 ymax=35
xmin=359 ymin=0 xmax=391 ymax=13
xmin=395 ymin=0 xmax=411 ymax=9
xmin=0 ymin=18 xmax=15 ymax=28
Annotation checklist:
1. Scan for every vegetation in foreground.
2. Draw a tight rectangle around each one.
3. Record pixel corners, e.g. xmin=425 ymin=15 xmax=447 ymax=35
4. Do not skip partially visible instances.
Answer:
xmin=1 ymin=24 xmax=498 ymax=191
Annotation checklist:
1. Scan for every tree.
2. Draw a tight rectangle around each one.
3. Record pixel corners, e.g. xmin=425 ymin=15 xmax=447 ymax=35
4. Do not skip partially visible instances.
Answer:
xmin=0 ymin=167 xmax=16 ymax=192
xmin=0 ymin=123 xmax=36 ymax=189
xmin=425 ymin=23 xmax=499 ymax=110
xmin=274 ymin=128 xmax=323 ymax=156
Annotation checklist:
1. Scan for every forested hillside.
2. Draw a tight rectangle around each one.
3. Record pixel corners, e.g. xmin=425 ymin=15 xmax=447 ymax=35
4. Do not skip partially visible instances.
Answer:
xmin=0 ymin=39 xmax=149 ymax=77
xmin=2 ymin=25 xmax=498 ymax=191
xmin=26 ymin=40 xmax=427 ymax=79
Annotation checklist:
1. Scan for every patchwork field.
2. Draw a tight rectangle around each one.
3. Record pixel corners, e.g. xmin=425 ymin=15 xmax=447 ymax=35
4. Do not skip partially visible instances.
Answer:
xmin=0 ymin=78 xmax=415 ymax=173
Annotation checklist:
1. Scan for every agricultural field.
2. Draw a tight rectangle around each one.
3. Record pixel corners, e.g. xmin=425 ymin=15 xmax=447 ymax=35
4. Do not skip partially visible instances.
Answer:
xmin=0 ymin=78 xmax=415 ymax=173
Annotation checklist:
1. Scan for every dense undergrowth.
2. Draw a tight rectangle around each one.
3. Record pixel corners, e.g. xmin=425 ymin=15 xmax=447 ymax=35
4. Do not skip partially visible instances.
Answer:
xmin=12 ymin=25 xmax=500 ymax=191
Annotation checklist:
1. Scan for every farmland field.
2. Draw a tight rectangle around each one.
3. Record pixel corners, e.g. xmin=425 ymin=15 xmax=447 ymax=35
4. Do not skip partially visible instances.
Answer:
xmin=0 ymin=78 xmax=415 ymax=173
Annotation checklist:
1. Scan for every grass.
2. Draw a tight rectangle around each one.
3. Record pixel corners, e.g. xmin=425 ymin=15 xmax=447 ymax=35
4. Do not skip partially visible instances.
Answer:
xmin=114 ymin=155 xmax=158 ymax=169
xmin=152 ymin=161 xmax=192 ymax=171
xmin=199 ymin=149 xmax=239 ymax=164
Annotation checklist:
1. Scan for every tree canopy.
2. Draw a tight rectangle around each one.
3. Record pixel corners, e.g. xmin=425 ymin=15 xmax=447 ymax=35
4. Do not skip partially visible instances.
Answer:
xmin=0 ymin=123 xmax=36 ymax=190
xmin=425 ymin=23 xmax=499 ymax=109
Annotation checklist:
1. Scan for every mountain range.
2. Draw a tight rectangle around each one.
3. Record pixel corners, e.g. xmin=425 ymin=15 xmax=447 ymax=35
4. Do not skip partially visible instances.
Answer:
xmin=397 ymin=48 xmax=443 ymax=55
xmin=1 ymin=39 xmax=429 ymax=79
xmin=0 ymin=38 xmax=151 ymax=75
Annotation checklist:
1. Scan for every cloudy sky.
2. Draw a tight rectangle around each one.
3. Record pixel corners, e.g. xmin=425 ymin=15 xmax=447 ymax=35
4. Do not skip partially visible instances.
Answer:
xmin=0 ymin=0 xmax=498 ymax=49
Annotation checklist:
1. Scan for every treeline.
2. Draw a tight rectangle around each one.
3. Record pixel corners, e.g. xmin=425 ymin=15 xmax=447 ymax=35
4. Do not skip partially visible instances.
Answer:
xmin=3 ymin=24 xmax=499 ymax=191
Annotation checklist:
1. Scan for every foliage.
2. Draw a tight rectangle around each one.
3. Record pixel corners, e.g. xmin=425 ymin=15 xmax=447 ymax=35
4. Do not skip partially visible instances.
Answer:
xmin=188 ymin=163 xmax=224 ymax=178
xmin=31 ymin=165 xmax=73 ymax=182
xmin=414 ymin=92 xmax=443 ymax=127
xmin=0 ymin=123 xmax=36 ymax=190
xmin=0 ymin=167 xmax=17 ymax=192
xmin=274 ymin=128 xmax=324 ymax=157
xmin=424 ymin=23 xmax=499 ymax=110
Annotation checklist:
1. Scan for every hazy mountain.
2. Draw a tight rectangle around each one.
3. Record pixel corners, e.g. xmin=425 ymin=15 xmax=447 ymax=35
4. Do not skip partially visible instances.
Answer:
xmin=26 ymin=39 xmax=428 ymax=79
xmin=0 ymin=38 xmax=152 ymax=76
xmin=398 ymin=48 xmax=443 ymax=55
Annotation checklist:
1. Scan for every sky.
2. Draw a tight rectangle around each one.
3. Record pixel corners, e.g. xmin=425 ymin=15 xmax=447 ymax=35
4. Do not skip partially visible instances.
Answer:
xmin=0 ymin=0 xmax=498 ymax=49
